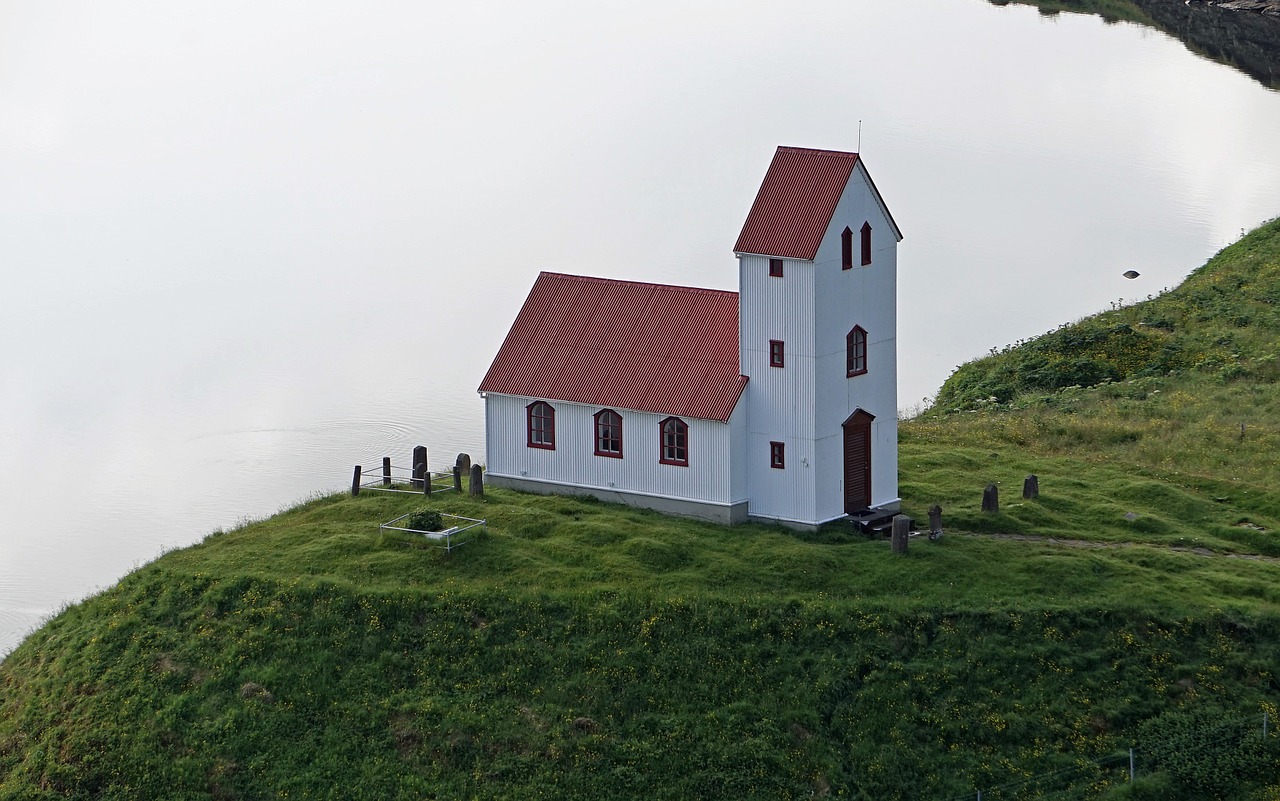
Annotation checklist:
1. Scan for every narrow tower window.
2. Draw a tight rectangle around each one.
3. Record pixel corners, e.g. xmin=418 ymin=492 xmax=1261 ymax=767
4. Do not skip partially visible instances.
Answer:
xmin=769 ymin=258 xmax=783 ymax=277
xmin=861 ymin=221 xmax=873 ymax=266
xmin=769 ymin=340 xmax=785 ymax=368
xmin=847 ymin=326 xmax=867 ymax=377
xmin=770 ymin=441 xmax=785 ymax=469
xmin=841 ymin=226 xmax=854 ymax=270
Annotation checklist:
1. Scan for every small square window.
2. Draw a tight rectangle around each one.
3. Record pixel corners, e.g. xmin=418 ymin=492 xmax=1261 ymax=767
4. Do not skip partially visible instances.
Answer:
xmin=770 ymin=441 xmax=785 ymax=469
xmin=769 ymin=340 xmax=785 ymax=368
xmin=769 ymin=258 xmax=783 ymax=277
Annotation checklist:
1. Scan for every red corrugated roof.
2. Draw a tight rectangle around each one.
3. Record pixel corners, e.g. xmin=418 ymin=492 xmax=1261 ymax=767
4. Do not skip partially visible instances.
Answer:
xmin=478 ymin=272 xmax=748 ymax=422
xmin=733 ymin=146 xmax=860 ymax=261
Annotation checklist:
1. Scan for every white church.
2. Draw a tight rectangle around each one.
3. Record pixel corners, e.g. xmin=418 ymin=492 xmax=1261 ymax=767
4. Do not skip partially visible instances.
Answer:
xmin=477 ymin=146 xmax=902 ymax=530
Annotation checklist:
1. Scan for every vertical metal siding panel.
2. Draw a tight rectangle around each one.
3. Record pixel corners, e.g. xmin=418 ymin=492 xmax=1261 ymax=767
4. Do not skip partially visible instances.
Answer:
xmin=494 ymin=398 xmax=727 ymax=505
xmin=739 ymin=252 xmax=819 ymax=522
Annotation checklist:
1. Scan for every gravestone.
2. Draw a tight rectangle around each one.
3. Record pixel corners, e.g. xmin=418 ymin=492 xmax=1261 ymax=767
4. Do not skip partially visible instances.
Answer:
xmin=382 ymin=456 xmax=392 ymax=487
xmin=891 ymin=514 xmax=909 ymax=554
xmin=928 ymin=504 xmax=943 ymax=540
xmin=1023 ymin=474 xmax=1039 ymax=499
xmin=469 ymin=464 xmax=484 ymax=496
xmin=456 ymin=453 xmax=471 ymax=474
xmin=351 ymin=465 xmax=362 ymax=497
xmin=453 ymin=465 xmax=463 ymax=493
xmin=412 ymin=446 xmax=428 ymax=490
xmin=982 ymin=483 xmax=999 ymax=513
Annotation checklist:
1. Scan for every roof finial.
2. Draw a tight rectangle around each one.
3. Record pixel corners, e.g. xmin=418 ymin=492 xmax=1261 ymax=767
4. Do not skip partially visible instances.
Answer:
xmin=858 ymin=120 xmax=862 ymax=153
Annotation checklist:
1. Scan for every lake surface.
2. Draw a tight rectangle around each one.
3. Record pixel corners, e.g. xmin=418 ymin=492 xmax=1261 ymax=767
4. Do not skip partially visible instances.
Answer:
xmin=3 ymin=0 xmax=1280 ymax=657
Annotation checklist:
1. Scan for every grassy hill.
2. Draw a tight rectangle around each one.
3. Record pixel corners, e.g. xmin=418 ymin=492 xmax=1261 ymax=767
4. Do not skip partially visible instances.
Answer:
xmin=3 ymin=219 xmax=1280 ymax=800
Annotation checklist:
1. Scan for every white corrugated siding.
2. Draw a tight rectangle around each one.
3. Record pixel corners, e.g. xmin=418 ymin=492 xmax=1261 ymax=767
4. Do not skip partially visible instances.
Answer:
xmin=484 ymin=394 xmax=740 ymax=504
xmin=740 ymin=253 xmax=818 ymax=523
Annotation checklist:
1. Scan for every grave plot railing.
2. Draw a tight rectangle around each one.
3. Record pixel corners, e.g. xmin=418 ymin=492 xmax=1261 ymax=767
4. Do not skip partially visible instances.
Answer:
xmin=353 ymin=456 xmax=456 ymax=496
xmin=379 ymin=512 xmax=485 ymax=552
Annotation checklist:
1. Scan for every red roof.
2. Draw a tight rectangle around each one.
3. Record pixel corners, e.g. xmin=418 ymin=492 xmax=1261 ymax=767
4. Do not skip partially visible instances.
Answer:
xmin=478 ymin=272 xmax=748 ymax=422
xmin=734 ymin=145 xmax=908 ymax=261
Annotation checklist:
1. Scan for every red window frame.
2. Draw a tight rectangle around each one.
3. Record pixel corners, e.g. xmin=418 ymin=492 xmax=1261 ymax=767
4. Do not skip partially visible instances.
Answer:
xmin=770 ymin=441 xmax=785 ymax=469
xmin=769 ymin=339 xmax=785 ymax=368
xmin=659 ymin=417 xmax=689 ymax=466
xmin=526 ymin=401 xmax=556 ymax=449
xmin=861 ymin=222 xmax=873 ymax=266
xmin=846 ymin=326 xmax=868 ymax=377
xmin=841 ymin=226 xmax=853 ymax=270
xmin=594 ymin=408 xmax=623 ymax=458
xmin=768 ymin=258 xmax=783 ymax=277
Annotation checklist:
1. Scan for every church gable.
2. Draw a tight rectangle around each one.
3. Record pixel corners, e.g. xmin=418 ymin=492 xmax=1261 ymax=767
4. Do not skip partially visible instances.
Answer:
xmin=734 ymin=147 xmax=902 ymax=262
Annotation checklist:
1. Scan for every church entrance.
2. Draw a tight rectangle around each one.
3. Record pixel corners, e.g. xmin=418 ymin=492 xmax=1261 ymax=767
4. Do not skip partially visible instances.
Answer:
xmin=843 ymin=410 xmax=874 ymax=514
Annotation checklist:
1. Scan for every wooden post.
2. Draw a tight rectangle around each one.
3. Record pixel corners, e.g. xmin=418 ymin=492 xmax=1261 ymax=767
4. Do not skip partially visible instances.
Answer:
xmin=928 ymin=504 xmax=943 ymax=540
xmin=422 ymin=465 xmax=432 ymax=495
xmin=453 ymin=465 xmax=463 ymax=493
xmin=412 ymin=446 xmax=428 ymax=490
xmin=469 ymin=464 xmax=484 ymax=496
xmin=891 ymin=514 xmax=909 ymax=554
xmin=351 ymin=465 xmax=362 ymax=497
xmin=982 ymin=483 xmax=999 ymax=513
xmin=1022 ymin=474 xmax=1039 ymax=499
xmin=382 ymin=456 xmax=392 ymax=487
xmin=456 ymin=453 xmax=471 ymax=475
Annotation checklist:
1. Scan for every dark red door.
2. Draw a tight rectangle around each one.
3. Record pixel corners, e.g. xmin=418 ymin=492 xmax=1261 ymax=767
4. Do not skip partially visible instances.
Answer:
xmin=843 ymin=410 xmax=874 ymax=513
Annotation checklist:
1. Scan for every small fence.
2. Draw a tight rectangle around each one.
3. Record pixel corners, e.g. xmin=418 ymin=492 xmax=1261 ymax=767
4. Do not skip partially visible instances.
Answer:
xmin=356 ymin=458 xmax=456 ymax=495
xmin=379 ymin=511 xmax=485 ymax=552
xmin=351 ymin=448 xmax=483 ymax=498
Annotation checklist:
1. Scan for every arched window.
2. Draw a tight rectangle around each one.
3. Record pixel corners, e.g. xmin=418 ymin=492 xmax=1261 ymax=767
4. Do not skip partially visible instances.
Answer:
xmin=659 ymin=417 xmax=689 ymax=466
xmin=526 ymin=401 xmax=555 ymax=449
xmin=847 ymin=326 xmax=868 ymax=377
xmin=594 ymin=409 xmax=623 ymax=458
xmin=841 ymin=226 xmax=854 ymax=270
xmin=861 ymin=221 xmax=873 ymax=266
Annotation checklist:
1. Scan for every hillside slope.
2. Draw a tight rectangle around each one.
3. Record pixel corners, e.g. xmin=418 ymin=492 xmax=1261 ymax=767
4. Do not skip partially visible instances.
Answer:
xmin=4 ymin=220 xmax=1280 ymax=800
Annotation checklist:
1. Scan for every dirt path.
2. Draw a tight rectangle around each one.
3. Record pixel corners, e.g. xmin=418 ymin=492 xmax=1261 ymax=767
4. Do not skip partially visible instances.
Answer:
xmin=951 ymin=530 xmax=1280 ymax=563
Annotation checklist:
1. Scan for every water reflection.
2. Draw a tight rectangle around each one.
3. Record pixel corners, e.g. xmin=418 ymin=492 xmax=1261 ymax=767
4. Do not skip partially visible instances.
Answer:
xmin=990 ymin=0 xmax=1280 ymax=90
xmin=2 ymin=0 xmax=1280 ymax=656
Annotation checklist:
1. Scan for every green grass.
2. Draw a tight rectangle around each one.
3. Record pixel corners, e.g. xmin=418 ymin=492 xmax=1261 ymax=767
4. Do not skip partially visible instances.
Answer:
xmin=5 ymin=220 xmax=1280 ymax=799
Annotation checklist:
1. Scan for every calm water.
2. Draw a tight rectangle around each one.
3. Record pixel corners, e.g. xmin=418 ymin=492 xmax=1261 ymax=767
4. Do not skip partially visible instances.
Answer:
xmin=3 ymin=0 xmax=1280 ymax=657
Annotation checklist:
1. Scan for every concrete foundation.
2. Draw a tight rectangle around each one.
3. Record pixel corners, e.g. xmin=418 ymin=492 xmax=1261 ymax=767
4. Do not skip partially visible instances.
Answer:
xmin=486 ymin=473 xmax=749 ymax=526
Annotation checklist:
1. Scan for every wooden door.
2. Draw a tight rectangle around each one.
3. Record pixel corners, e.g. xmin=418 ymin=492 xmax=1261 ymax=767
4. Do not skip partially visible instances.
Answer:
xmin=843 ymin=410 xmax=874 ymax=514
